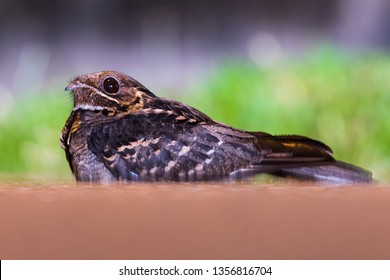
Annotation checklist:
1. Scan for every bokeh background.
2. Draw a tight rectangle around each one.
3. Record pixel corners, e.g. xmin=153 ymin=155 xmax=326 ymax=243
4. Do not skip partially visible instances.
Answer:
xmin=0 ymin=0 xmax=389 ymax=182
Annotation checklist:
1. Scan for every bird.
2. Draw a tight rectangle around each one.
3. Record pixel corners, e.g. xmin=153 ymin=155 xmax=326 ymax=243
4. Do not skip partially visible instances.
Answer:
xmin=60 ymin=70 xmax=372 ymax=184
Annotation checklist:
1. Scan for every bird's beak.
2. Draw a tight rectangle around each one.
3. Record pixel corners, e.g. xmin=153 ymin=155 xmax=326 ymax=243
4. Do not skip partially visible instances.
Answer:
xmin=65 ymin=81 xmax=81 ymax=92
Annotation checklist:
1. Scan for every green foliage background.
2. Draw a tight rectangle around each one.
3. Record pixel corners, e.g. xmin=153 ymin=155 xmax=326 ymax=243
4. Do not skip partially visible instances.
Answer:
xmin=0 ymin=48 xmax=388 ymax=182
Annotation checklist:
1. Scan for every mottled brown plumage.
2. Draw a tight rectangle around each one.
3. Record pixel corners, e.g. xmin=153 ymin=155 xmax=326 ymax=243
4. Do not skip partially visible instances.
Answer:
xmin=61 ymin=71 xmax=372 ymax=183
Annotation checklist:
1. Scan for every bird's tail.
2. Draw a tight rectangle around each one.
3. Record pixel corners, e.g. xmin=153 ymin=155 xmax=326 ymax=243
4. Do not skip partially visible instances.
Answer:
xmin=245 ymin=133 xmax=372 ymax=183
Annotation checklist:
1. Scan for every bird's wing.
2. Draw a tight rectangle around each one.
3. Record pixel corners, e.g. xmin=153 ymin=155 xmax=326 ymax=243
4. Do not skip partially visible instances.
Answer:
xmin=87 ymin=110 xmax=262 ymax=181
xmin=88 ymin=98 xmax=372 ymax=183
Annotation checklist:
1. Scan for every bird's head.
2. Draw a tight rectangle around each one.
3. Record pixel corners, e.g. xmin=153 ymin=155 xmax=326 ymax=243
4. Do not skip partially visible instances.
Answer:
xmin=65 ymin=71 xmax=155 ymax=114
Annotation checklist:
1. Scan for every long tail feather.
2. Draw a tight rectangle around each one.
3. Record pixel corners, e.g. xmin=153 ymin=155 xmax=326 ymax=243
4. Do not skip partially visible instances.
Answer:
xmin=245 ymin=132 xmax=373 ymax=183
xmin=265 ymin=161 xmax=372 ymax=183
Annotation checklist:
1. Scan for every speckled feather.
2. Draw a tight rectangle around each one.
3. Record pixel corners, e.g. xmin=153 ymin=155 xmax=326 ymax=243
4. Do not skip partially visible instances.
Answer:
xmin=61 ymin=71 xmax=372 ymax=183
xmin=87 ymin=112 xmax=263 ymax=181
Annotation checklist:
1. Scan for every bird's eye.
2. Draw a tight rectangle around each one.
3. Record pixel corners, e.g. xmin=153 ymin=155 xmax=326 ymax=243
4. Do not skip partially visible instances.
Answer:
xmin=103 ymin=77 xmax=120 ymax=94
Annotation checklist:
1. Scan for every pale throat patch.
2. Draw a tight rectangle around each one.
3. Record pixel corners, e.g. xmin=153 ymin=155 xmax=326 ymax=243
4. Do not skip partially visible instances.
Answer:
xmin=73 ymin=104 xmax=109 ymax=111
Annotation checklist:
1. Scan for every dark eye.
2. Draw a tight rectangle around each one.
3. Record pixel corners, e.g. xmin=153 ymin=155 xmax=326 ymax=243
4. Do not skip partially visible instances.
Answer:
xmin=103 ymin=77 xmax=120 ymax=94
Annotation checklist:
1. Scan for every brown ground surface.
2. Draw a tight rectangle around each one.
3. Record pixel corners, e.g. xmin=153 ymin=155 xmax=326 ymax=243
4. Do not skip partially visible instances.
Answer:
xmin=0 ymin=182 xmax=389 ymax=259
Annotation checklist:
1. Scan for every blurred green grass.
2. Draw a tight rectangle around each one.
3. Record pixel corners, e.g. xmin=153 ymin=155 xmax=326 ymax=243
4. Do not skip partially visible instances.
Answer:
xmin=0 ymin=93 xmax=73 ymax=182
xmin=0 ymin=48 xmax=389 ymax=182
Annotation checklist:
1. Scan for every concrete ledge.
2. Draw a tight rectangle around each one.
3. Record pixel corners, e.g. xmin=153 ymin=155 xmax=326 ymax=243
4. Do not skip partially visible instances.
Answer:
xmin=0 ymin=183 xmax=388 ymax=259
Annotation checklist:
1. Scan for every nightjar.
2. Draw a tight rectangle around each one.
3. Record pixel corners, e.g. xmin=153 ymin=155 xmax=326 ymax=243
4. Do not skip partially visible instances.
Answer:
xmin=60 ymin=71 xmax=372 ymax=183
